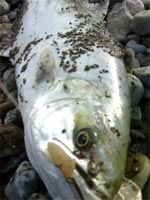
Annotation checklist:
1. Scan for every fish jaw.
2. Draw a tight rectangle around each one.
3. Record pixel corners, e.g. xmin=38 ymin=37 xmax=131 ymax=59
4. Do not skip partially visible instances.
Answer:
xmin=25 ymin=80 xmax=129 ymax=199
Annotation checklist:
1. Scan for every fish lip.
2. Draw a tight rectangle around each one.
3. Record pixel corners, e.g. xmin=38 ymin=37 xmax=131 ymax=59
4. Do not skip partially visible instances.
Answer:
xmin=51 ymin=138 xmax=111 ymax=200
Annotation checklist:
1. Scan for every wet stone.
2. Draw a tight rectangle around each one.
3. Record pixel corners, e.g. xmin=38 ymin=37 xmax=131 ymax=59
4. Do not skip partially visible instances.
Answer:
xmin=131 ymin=66 xmax=150 ymax=88
xmin=0 ymin=124 xmax=24 ymax=158
xmin=5 ymin=161 xmax=38 ymax=200
xmin=0 ymin=0 xmax=10 ymax=15
xmin=131 ymin=106 xmax=142 ymax=128
xmin=126 ymin=40 xmax=146 ymax=54
xmin=0 ymin=23 xmax=12 ymax=39
xmin=126 ymin=34 xmax=140 ymax=44
xmin=4 ymin=108 xmax=22 ymax=126
xmin=131 ymin=10 xmax=150 ymax=36
xmin=127 ymin=74 xmax=144 ymax=106
xmin=0 ymin=15 xmax=10 ymax=23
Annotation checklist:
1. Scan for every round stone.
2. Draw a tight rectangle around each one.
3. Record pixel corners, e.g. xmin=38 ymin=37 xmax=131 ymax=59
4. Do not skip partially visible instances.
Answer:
xmin=126 ymin=34 xmax=140 ymax=43
xmin=126 ymin=40 xmax=146 ymax=54
xmin=127 ymin=73 xmax=144 ymax=106
xmin=131 ymin=10 xmax=150 ymax=36
xmin=0 ymin=0 xmax=10 ymax=15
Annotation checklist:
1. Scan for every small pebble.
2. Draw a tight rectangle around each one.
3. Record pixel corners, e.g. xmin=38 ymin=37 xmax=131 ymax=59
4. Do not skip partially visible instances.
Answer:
xmin=126 ymin=40 xmax=146 ymax=54
xmin=127 ymin=74 xmax=144 ymax=106
xmin=0 ymin=23 xmax=12 ymax=39
xmin=5 ymin=161 xmax=38 ymax=200
xmin=8 ymin=10 xmax=17 ymax=21
xmin=131 ymin=66 xmax=150 ymax=88
xmin=0 ymin=15 xmax=10 ymax=23
xmin=4 ymin=108 xmax=22 ymax=126
xmin=131 ymin=10 xmax=150 ymax=36
xmin=0 ymin=0 xmax=10 ymax=15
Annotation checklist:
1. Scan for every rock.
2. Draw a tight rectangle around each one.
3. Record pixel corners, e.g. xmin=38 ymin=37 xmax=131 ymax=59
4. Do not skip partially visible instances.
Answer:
xmin=131 ymin=106 xmax=142 ymax=128
xmin=107 ymin=0 xmax=145 ymax=42
xmin=123 ymin=49 xmax=140 ymax=71
xmin=107 ymin=5 xmax=133 ymax=42
xmin=4 ymin=108 xmax=22 ymax=126
xmin=0 ymin=101 xmax=15 ymax=120
xmin=5 ymin=161 xmax=38 ymax=200
xmin=131 ymin=10 xmax=150 ymax=36
xmin=0 ymin=0 xmax=10 ymax=15
xmin=0 ymin=15 xmax=10 ymax=23
xmin=27 ymin=193 xmax=50 ymax=200
xmin=131 ymin=66 xmax=150 ymax=88
xmin=126 ymin=154 xmax=150 ymax=190
xmin=3 ymin=67 xmax=15 ymax=82
xmin=0 ymin=23 xmax=12 ymax=39
xmin=3 ymin=72 xmax=17 ymax=92
xmin=114 ymin=177 xmax=142 ymax=200
xmin=130 ymin=129 xmax=146 ymax=140
xmin=142 ymin=0 xmax=150 ymax=9
xmin=126 ymin=40 xmax=146 ymax=54
xmin=141 ymin=35 xmax=150 ymax=48
xmin=8 ymin=10 xmax=17 ymax=21
xmin=124 ymin=0 xmax=145 ymax=16
xmin=136 ymin=53 xmax=145 ymax=64
xmin=127 ymin=74 xmax=144 ymax=106
xmin=126 ymin=34 xmax=140 ymax=44
xmin=0 ymin=124 xmax=24 ymax=158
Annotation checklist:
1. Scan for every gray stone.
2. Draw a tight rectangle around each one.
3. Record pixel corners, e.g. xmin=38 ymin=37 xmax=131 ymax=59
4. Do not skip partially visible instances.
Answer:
xmin=131 ymin=10 xmax=150 ymax=36
xmin=131 ymin=106 xmax=142 ymax=128
xmin=3 ymin=73 xmax=17 ymax=92
xmin=0 ymin=23 xmax=12 ymax=39
xmin=126 ymin=34 xmax=140 ymax=43
xmin=123 ymin=48 xmax=140 ymax=71
xmin=132 ymin=66 xmax=150 ymax=88
xmin=141 ymin=35 xmax=150 ymax=48
xmin=107 ymin=2 xmax=133 ymax=42
xmin=142 ymin=0 xmax=150 ymax=9
xmin=124 ymin=0 xmax=145 ymax=16
xmin=4 ymin=108 xmax=22 ymax=126
xmin=0 ymin=15 xmax=10 ymax=23
xmin=126 ymin=40 xmax=146 ymax=54
xmin=127 ymin=73 xmax=144 ymax=106
xmin=0 ymin=0 xmax=10 ymax=15
xmin=8 ymin=11 xmax=17 ymax=21
xmin=3 ymin=67 xmax=15 ymax=82
xmin=5 ymin=161 xmax=38 ymax=200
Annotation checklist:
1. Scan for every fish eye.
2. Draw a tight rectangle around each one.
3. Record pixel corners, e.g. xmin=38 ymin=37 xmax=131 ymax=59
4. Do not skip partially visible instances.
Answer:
xmin=73 ymin=128 xmax=97 ymax=151
xmin=76 ymin=131 xmax=89 ymax=147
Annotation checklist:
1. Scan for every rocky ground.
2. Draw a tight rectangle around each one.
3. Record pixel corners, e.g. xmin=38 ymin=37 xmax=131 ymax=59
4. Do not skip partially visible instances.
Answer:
xmin=0 ymin=0 xmax=150 ymax=199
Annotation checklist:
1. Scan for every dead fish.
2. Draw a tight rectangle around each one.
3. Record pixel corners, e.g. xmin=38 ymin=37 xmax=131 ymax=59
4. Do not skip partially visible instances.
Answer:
xmin=0 ymin=0 xmax=131 ymax=199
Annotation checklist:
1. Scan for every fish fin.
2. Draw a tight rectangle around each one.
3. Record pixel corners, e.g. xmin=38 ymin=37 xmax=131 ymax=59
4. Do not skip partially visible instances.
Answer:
xmin=36 ymin=49 xmax=55 ymax=85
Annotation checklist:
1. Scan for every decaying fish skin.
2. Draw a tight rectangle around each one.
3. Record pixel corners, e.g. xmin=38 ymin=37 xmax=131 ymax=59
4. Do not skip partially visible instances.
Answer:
xmin=0 ymin=0 xmax=131 ymax=199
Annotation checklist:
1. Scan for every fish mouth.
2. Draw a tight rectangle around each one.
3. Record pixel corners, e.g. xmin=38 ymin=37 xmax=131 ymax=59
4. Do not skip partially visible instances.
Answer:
xmin=47 ymin=139 xmax=111 ymax=200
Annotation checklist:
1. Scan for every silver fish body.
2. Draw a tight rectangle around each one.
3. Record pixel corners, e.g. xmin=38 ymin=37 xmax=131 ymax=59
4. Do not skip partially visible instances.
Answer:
xmin=1 ymin=0 xmax=131 ymax=199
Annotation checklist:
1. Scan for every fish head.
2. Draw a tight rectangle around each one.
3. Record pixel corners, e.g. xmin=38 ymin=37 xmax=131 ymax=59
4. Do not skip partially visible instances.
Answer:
xmin=28 ymin=79 xmax=125 ymax=200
